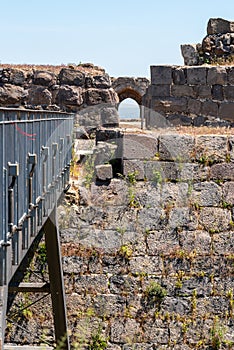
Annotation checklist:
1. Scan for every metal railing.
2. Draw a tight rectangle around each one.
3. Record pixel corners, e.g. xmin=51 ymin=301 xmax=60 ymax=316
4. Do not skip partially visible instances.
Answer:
xmin=0 ymin=108 xmax=74 ymax=287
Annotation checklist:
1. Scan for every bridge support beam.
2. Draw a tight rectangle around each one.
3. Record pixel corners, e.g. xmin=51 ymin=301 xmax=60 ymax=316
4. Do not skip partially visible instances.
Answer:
xmin=0 ymin=286 xmax=8 ymax=350
xmin=44 ymin=207 xmax=70 ymax=350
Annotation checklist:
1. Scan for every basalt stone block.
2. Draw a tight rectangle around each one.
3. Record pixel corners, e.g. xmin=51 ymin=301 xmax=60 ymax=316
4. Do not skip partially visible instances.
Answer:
xmin=207 ymin=66 xmax=227 ymax=85
xmin=223 ymin=182 xmax=234 ymax=205
xmin=144 ymin=161 xmax=178 ymax=181
xmin=186 ymin=67 xmax=207 ymax=85
xmin=219 ymin=102 xmax=234 ymax=121
xmin=227 ymin=67 xmax=234 ymax=84
xmin=59 ymin=68 xmax=85 ymax=86
xmin=8 ymin=68 xmax=27 ymax=85
xmin=95 ymin=164 xmax=113 ymax=181
xmin=110 ymin=319 xmax=141 ymax=344
xmin=123 ymin=133 xmax=158 ymax=160
xmin=178 ymin=163 xmax=209 ymax=181
xmin=129 ymin=256 xmax=163 ymax=275
xmin=172 ymin=67 xmax=186 ymax=85
xmin=193 ymin=85 xmax=212 ymax=99
xmin=191 ymin=181 xmax=222 ymax=207
xmin=33 ymin=70 xmax=57 ymax=86
xmin=211 ymin=85 xmax=224 ymax=100
xmin=199 ymin=207 xmax=231 ymax=232
xmin=0 ymin=84 xmax=27 ymax=105
xmin=159 ymin=134 xmax=195 ymax=161
xmin=207 ymin=18 xmax=234 ymax=35
xmin=55 ymin=85 xmax=83 ymax=111
xmin=187 ymin=98 xmax=202 ymax=114
xmin=151 ymin=65 xmax=173 ymax=85
xmin=123 ymin=160 xmax=145 ymax=180
xmin=93 ymin=74 xmax=111 ymax=89
xmin=167 ymin=114 xmax=192 ymax=126
xmin=193 ymin=115 xmax=208 ymax=126
xmin=180 ymin=44 xmax=199 ymax=66
xmin=154 ymin=97 xmax=187 ymax=113
xmin=201 ymin=100 xmax=218 ymax=117
xmin=28 ymin=86 xmax=52 ymax=106
xmin=223 ymin=86 xmax=234 ymax=100
xmin=210 ymin=163 xmax=234 ymax=180
xmin=151 ymin=84 xmax=171 ymax=97
xmin=229 ymin=136 xmax=234 ymax=161
xmin=196 ymin=135 xmax=228 ymax=162
xmin=171 ymin=85 xmax=195 ymax=98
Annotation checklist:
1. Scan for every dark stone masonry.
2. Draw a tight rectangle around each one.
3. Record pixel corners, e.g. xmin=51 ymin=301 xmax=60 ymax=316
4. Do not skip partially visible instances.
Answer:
xmin=57 ymin=130 xmax=234 ymax=349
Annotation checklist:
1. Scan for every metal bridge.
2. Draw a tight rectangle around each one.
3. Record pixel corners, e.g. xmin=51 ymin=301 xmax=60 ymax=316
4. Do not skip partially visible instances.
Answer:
xmin=0 ymin=108 xmax=74 ymax=349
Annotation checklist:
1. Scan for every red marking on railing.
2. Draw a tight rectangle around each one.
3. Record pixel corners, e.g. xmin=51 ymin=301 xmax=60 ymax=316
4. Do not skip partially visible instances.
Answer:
xmin=12 ymin=123 xmax=36 ymax=140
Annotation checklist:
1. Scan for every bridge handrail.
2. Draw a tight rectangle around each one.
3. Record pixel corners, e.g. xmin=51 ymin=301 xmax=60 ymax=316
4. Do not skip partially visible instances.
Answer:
xmin=0 ymin=109 xmax=74 ymax=286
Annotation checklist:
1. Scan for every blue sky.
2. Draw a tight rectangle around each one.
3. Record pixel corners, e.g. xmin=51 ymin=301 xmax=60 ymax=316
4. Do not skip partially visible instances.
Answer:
xmin=1 ymin=0 xmax=234 ymax=78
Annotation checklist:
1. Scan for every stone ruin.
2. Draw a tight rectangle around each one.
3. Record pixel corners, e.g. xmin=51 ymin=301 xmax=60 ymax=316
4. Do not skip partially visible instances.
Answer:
xmin=181 ymin=18 xmax=234 ymax=65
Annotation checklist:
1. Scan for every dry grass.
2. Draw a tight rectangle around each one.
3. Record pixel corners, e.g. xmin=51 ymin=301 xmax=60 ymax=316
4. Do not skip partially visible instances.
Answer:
xmin=0 ymin=62 xmax=106 ymax=76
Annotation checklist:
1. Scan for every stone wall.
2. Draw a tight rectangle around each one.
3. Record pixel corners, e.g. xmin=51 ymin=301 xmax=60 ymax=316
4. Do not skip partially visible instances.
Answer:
xmin=59 ymin=129 xmax=234 ymax=350
xmin=144 ymin=65 xmax=234 ymax=128
xmin=0 ymin=64 xmax=119 ymax=128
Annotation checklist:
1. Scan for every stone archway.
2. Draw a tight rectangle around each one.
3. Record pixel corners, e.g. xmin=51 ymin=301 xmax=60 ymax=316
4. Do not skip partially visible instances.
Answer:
xmin=112 ymin=77 xmax=150 ymax=106
xmin=112 ymin=77 xmax=150 ymax=127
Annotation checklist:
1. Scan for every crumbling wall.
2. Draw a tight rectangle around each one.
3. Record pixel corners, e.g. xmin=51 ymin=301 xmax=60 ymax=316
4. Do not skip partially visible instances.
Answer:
xmin=145 ymin=65 xmax=234 ymax=128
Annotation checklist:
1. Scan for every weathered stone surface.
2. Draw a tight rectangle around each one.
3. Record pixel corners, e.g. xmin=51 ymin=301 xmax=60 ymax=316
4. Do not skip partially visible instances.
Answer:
xmin=207 ymin=18 xmax=234 ymax=35
xmin=191 ymin=181 xmax=222 ymax=207
xmin=100 ymin=106 xmax=119 ymax=126
xmin=153 ymin=97 xmax=187 ymax=113
xmin=193 ymin=85 xmax=212 ymax=99
xmin=144 ymin=161 xmax=177 ymax=181
xmin=187 ymin=98 xmax=202 ymax=114
xmin=91 ymin=179 xmax=128 ymax=206
xmin=93 ymin=74 xmax=111 ymax=89
xmin=85 ymin=88 xmax=116 ymax=105
xmin=219 ymin=101 xmax=234 ymax=121
xmin=151 ymin=65 xmax=173 ymax=85
xmin=227 ymin=67 xmax=234 ymax=84
xmin=110 ymin=319 xmax=142 ymax=343
xmin=223 ymin=182 xmax=234 ymax=204
xmin=201 ymin=100 xmax=218 ymax=117
xmin=207 ymin=66 xmax=227 ymax=85
xmin=28 ymin=86 xmax=52 ymax=106
xmin=229 ymin=135 xmax=234 ymax=161
xmin=33 ymin=70 xmax=56 ymax=86
xmin=158 ymin=134 xmax=195 ymax=161
xmin=129 ymin=256 xmax=163 ymax=275
xmin=0 ymin=84 xmax=27 ymax=105
xmin=123 ymin=133 xmax=158 ymax=160
xmin=199 ymin=207 xmax=231 ymax=231
xmin=171 ymin=85 xmax=195 ymax=98
xmin=95 ymin=164 xmax=113 ymax=181
xmin=8 ymin=68 xmax=27 ymax=85
xmin=180 ymin=44 xmax=199 ymax=66
xmin=180 ymin=230 xmax=212 ymax=254
xmin=59 ymin=68 xmax=85 ymax=86
xmin=211 ymin=85 xmax=224 ymax=100
xmin=210 ymin=163 xmax=234 ymax=180
xmin=168 ymin=207 xmax=190 ymax=230
xmin=55 ymin=85 xmax=83 ymax=110
xmin=166 ymin=114 xmax=192 ymax=126
xmin=151 ymin=84 xmax=171 ymax=97
xmin=123 ymin=160 xmax=145 ymax=180
xmin=186 ymin=67 xmax=207 ymax=85
xmin=172 ymin=67 xmax=186 ymax=85
xmin=195 ymin=135 xmax=228 ymax=162
xmin=223 ymin=85 xmax=234 ymax=100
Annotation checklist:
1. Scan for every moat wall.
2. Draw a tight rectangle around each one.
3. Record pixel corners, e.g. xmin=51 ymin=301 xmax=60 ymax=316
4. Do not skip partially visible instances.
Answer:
xmin=59 ymin=130 xmax=234 ymax=350
xmin=144 ymin=65 xmax=234 ymax=128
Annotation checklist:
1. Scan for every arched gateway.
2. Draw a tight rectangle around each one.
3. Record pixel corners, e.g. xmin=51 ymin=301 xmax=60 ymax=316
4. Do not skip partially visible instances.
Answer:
xmin=112 ymin=77 xmax=150 ymax=105
xmin=112 ymin=77 xmax=150 ymax=127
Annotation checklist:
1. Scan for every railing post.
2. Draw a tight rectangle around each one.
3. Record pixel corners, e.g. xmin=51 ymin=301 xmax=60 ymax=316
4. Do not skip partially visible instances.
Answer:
xmin=44 ymin=207 xmax=70 ymax=350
